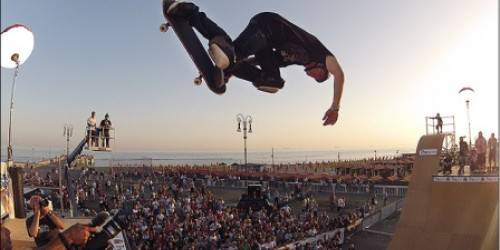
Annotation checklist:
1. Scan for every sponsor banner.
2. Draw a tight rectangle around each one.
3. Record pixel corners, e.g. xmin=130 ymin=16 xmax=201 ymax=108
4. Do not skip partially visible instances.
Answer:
xmin=111 ymin=232 xmax=127 ymax=250
xmin=419 ymin=148 xmax=438 ymax=156
xmin=275 ymin=228 xmax=344 ymax=250
xmin=433 ymin=176 xmax=499 ymax=182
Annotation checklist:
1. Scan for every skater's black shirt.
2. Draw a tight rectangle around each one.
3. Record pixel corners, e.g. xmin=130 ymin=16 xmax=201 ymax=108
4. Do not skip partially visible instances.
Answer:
xmin=250 ymin=12 xmax=333 ymax=66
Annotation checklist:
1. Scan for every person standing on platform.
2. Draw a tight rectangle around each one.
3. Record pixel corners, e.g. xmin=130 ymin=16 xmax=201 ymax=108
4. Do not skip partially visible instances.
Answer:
xmin=435 ymin=113 xmax=443 ymax=134
xmin=99 ymin=113 xmax=113 ymax=148
xmin=488 ymin=133 xmax=497 ymax=171
xmin=458 ymin=137 xmax=469 ymax=175
xmin=475 ymin=131 xmax=487 ymax=172
xmin=86 ymin=111 xmax=98 ymax=147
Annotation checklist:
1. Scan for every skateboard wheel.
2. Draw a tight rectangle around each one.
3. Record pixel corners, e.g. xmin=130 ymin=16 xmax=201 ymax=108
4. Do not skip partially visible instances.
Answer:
xmin=194 ymin=77 xmax=202 ymax=85
xmin=160 ymin=23 xmax=169 ymax=32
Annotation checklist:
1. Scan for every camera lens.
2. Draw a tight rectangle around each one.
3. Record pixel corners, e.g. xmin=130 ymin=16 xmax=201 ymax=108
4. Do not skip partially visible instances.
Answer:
xmin=39 ymin=198 xmax=49 ymax=207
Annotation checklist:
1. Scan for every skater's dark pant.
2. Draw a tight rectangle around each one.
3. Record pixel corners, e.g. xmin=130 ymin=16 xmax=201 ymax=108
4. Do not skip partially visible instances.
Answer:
xmin=167 ymin=3 xmax=282 ymax=83
xmin=165 ymin=2 xmax=230 ymax=41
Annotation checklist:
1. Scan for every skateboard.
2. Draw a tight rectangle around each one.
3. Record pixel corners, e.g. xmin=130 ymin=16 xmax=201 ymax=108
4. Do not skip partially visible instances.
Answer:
xmin=160 ymin=1 xmax=226 ymax=95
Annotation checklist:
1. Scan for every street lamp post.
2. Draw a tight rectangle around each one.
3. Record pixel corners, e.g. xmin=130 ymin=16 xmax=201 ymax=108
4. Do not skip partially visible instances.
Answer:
xmin=64 ymin=124 xmax=73 ymax=160
xmin=465 ymin=100 xmax=472 ymax=146
xmin=271 ymin=148 xmax=274 ymax=167
xmin=2 ymin=24 xmax=34 ymax=219
xmin=62 ymin=124 xmax=73 ymax=216
xmin=459 ymin=87 xmax=475 ymax=146
xmin=236 ymin=114 xmax=253 ymax=166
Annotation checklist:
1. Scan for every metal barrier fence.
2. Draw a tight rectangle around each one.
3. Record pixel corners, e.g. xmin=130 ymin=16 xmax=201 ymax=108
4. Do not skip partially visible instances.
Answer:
xmin=81 ymin=175 xmax=408 ymax=198
xmin=361 ymin=199 xmax=405 ymax=228
xmin=203 ymin=179 xmax=408 ymax=197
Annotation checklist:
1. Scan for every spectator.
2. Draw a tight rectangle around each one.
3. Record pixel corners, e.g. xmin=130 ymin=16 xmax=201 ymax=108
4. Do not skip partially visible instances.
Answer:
xmin=26 ymin=195 xmax=65 ymax=247
xmin=383 ymin=190 xmax=388 ymax=206
xmin=99 ymin=113 xmax=113 ymax=148
xmin=442 ymin=153 xmax=453 ymax=175
xmin=488 ymin=133 xmax=497 ymax=171
xmin=458 ymin=137 xmax=469 ymax=175
xmin=86 ymin=111 xmax=98 ymax=147
xmin=470 ymin=149 xmax=479 ymax=173
xmin=475 ymin=131 xmax=487 ymax=171
xmin=337 ymin=197 xmax=345 ymax=212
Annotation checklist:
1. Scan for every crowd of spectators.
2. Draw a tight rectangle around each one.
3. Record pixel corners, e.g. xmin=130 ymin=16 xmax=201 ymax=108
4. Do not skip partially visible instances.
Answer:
xmin=29 ymin=167 xmax=371 ymax=249
xmin=442 ymin=131 xmax=498 ymax=176
xmin=108 ymin=173 xmax=366 ymax=249
xmin=14 ymin=159 xmax=394 ymax=249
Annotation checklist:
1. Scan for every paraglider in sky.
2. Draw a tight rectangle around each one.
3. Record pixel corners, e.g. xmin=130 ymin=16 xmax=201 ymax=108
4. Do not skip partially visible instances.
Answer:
xmin=458 ymin=86 xmax=475 ymax=94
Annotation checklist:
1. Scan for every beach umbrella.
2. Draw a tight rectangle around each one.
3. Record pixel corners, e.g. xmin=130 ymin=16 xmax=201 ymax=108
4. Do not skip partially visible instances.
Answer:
xmin=1 ymin=24 xmax=34 ymax=68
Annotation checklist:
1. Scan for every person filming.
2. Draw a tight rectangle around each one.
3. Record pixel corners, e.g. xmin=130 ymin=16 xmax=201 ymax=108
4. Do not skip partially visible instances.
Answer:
xmin=26 ymin=195 xmax=65 ymax=247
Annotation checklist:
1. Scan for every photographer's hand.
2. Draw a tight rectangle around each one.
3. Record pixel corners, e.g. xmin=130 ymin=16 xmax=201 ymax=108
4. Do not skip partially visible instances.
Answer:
xmin=62 ymin=223 xmax=97 ymax=245
xmin=28 ymin=196 xmax=41 ymax=237
xmin=37 ymin=223 xmax=97 ymax=250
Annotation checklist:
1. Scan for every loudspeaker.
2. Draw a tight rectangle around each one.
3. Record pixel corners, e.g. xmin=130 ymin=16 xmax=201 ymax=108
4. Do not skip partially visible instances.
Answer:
xmin=248 ymin=185 xmax=261 ymax=198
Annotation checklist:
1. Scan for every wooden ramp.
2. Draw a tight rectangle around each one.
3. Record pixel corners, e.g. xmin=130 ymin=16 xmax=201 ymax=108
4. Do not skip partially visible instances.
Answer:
xmin=388 ymin=135 xmax=499 ymax=250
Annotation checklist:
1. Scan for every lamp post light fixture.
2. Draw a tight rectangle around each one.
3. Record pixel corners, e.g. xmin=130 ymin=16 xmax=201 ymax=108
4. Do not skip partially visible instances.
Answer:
xmin=61 ymin=124 xmax=73 ymax=215
xmin=236 ymin=114 xmax=253 ymax=166
xmin=1 ymin=24 xmax=34 ymax=163
xmin=459 ymin=87 xmax=475 ymax=146
xmin=1 ymin=24 xmax=34 ymax=219
xmin=64 ymin=124 xmax=74 ymax=161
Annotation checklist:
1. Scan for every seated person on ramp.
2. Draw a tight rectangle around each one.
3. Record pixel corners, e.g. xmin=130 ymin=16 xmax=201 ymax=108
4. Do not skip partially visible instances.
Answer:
xmin=163 ymin=0 xmax=345 ymax=126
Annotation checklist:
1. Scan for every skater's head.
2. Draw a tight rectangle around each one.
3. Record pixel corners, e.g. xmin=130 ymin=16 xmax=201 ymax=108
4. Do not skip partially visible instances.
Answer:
xmin=304 ymin=62 xmax=329 ymax=83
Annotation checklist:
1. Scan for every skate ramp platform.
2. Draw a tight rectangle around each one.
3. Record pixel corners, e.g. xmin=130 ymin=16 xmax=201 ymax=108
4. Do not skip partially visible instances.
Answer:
xmin=388 ymin=135 xmax=499 ymax=250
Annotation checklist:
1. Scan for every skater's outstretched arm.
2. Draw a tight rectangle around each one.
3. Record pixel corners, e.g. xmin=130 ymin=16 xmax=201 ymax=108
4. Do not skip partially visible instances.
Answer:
xmin=322 ymin=55 xmax=344 ymax=126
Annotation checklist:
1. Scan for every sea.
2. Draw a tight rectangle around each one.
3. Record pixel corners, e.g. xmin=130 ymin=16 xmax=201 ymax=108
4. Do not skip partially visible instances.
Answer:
xmin=1 ymin=145 xmax=414 ymax=167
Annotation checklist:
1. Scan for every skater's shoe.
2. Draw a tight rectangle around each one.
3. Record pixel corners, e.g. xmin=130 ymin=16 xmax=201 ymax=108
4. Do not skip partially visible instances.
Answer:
xmin=163 ymin=0 xmax=198 ymax=18
xmin=253 ymin=75 xmax=285 ymax=93
xmin=208 ymin=36 xmax=235 ymax=70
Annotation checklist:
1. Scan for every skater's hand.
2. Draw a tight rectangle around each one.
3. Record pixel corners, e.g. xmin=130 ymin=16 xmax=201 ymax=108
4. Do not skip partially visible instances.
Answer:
xmin=323 ymin=107 xmax=339 ymax=126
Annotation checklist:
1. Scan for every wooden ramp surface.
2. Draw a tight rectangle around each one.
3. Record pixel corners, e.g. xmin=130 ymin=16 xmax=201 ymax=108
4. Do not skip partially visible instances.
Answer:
xmin=388 ymin=135 xmax=499 ymax=250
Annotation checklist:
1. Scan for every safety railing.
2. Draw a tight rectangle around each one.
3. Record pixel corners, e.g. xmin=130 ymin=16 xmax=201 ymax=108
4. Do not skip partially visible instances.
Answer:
xmin=85 ymin=127 xmax=115 ymax=151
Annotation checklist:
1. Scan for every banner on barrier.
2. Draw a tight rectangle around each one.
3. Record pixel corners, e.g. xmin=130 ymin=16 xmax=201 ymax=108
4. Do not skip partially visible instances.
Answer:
xmin=274 ymin=228 xmax=345 ymax=250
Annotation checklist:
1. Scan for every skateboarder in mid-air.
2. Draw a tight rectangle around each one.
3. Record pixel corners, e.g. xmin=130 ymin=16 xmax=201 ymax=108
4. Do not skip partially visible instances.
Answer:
xmin=163 ymin=0 xmax=345 ymax=126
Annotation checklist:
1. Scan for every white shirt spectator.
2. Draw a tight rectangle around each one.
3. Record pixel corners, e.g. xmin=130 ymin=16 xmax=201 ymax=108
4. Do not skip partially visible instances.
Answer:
xmin=337 ymin=198 xmax=345 ymax=208
xmin=87 ymin=116 xmax=96 ymax=129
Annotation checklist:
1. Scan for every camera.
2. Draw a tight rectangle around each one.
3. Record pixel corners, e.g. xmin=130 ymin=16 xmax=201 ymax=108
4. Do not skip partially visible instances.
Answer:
xmin=39 ymin=198 xmax=50 ymax=207
xmin=26 ymin=196 xmax=50 ymax=210
xmin=84 ymin=208 xmax=131 ymax=250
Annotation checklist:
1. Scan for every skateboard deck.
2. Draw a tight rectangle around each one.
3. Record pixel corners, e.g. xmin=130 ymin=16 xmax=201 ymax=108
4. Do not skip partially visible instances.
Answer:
xmin=161 ymin=3 xmax=225 ymax=95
